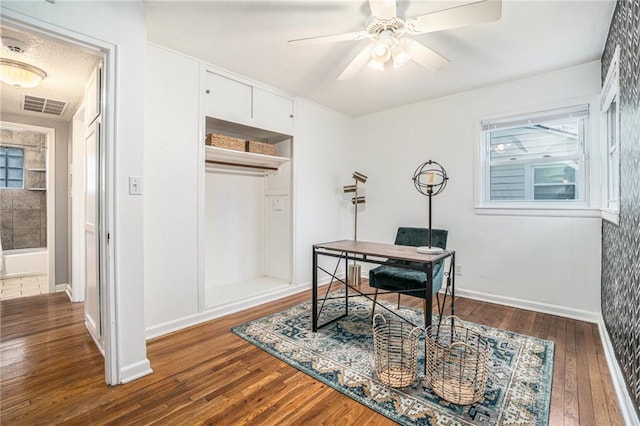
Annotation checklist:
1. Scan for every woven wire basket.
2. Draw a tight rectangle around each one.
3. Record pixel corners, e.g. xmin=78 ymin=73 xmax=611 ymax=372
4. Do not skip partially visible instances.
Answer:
xmin=425 ymin=316 xmax=490 ymax=405
xmin=372 ymin=314 xmax=421 ymax=388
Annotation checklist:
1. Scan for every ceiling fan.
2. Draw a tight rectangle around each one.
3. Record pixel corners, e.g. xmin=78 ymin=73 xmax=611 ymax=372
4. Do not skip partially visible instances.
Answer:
xmin=288 ymin=0 xmax=502 ymax=80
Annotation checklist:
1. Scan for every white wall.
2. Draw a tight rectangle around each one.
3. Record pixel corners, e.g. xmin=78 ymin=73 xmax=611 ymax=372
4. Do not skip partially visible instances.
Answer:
xmin=292 ymin=99 xmax=355 ymax=287
xmin=204 ymin=171 xmax=266 ymax=287
xmin=144 ymin=44 xmax=200 ymax=330
xmin=353 ymin=61 xmax=603 ymax=319
xmin=2 ymin=2 xmax=150 ymax=382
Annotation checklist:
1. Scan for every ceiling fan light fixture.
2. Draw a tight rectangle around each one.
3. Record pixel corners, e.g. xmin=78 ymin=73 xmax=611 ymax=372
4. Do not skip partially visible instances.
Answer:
xmin=371 ymin=42 xmax=391 ymax=63
xmin=391 ymin=44 xmax=411 ymax=68
xmin=0 ymin=58 xmax=47 ymax=88
xmin=367 ymin=58 xmax=385 ymax=71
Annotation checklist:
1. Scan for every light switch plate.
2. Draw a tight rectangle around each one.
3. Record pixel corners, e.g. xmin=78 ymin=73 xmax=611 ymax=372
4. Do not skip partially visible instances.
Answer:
xmin=129 ymin=176 xmax=142 ymax=195
xmin=273 ymin=197 xmax=283 ymax=211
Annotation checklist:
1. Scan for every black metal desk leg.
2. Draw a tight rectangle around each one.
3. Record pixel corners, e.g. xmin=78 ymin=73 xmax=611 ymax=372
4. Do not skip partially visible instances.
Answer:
xmin=312 ymin=246 xmax=318 ymax=332
xmin=344 ymin=252 xmax=349 ymax=316
xmin=425 ymin=265 xmax=433 ymax=375
xmin=451 ymin=252 xmax=455 ymax=317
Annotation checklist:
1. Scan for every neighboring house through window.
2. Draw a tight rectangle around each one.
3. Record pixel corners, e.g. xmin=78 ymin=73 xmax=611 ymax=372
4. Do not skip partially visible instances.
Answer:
xmin=479 ymin=104 xmax=590 ymax=210
xmin=0 ymin=146 xmax=25 ymax=189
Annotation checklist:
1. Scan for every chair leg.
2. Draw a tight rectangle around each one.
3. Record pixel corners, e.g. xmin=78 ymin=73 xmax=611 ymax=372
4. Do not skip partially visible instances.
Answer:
xmin=397 ymin=293 xmax=401 ymax=309
xmin=371 ymin=289 xmax=378 ymax=320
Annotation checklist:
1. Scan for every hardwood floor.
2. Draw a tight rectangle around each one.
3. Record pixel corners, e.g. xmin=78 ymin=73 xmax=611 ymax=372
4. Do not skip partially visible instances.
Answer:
xmin=1 ymin=283 xmax=623 ymax=425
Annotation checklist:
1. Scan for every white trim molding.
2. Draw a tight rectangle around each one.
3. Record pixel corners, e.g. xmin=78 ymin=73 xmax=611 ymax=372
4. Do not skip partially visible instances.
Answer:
xmin=119 ymin=360 xmax=153 ymax=384
xmin=597 ymin=317 xmax=640 ymax=426
xmin=451 ymin=286 xmax=600 ymax=323
xmin=146 ymin=282 xmax=313 ymax=340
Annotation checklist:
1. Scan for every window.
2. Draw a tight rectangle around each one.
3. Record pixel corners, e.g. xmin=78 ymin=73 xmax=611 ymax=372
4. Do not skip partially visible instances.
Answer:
xmin=601 ymin=45 xmax=620 ymax=223
xmin=480 ymin=104 xmax=589 ymax=207
xmin=0 ymin=146 xmax=25 ymax=189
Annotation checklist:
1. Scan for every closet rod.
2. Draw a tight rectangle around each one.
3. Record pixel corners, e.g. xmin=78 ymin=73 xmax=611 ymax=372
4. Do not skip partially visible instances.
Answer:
xmin=205 ymin=159 xmax=278 ymax=171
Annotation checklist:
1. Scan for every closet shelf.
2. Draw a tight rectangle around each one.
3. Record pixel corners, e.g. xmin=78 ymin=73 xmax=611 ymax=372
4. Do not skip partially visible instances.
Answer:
xmin=205 ymin=145 xmax=289 ymax=171
xmin=28 ymin=188 xmax=46 ymax=191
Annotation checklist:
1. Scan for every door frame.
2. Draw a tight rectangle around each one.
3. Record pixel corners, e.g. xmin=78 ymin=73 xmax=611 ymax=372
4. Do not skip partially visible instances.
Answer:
xmin=0 ymin=121 xmax=55 ymax=293
xmin=1 ymin=11 xmax=118 ymax=385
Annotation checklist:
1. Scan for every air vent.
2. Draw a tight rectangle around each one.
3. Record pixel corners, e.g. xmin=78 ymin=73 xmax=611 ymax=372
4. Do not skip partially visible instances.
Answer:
xmin=23 ymin=95 xmax=67 ymax=116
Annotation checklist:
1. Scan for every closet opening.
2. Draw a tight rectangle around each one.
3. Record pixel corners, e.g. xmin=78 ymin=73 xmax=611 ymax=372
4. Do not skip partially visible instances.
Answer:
xmin=203 ymin=117 xmax=292 ymax=309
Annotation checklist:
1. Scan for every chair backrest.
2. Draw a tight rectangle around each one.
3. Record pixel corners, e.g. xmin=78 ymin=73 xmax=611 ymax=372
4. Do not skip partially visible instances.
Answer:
xmin=394 ymin=227 xmax=448 ymax=249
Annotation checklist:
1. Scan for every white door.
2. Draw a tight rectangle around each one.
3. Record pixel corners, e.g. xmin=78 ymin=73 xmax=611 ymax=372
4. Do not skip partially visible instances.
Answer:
xmin=70 ymin=105 xmax=86 ymax=303
xmin=84 ymin=121 xmax=101 ymax=345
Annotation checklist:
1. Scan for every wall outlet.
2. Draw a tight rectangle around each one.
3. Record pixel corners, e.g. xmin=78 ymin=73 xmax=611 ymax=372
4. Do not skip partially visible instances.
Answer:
xmin=455 ymin=264 xmax=463 ymax=276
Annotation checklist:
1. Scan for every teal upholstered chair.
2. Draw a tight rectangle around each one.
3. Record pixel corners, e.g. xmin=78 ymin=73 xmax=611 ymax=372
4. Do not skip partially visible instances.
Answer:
xmin=369 ymin=227 xmax=448 ymax=325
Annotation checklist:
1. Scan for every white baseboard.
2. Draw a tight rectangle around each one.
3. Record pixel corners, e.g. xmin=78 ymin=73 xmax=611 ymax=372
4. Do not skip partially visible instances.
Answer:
xmin=452 ymin=287 xmax=600 ymax=323
xmin=64 ymin=283 xmax=73 ymax=301
xmin=145 ymin=282 xmax=314 ymax=340
xmin=597 ymin=317 xmax=640 ymax=426
xmin=55 ymin=283 xmax=67 ymax=293
xmin=119 ymin=359 xmax=153 ymax=384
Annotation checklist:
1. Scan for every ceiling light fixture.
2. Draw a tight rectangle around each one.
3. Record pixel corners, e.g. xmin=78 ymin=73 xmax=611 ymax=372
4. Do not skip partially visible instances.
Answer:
xmin=391 ymin=43 xmax=411 ymax=68
xmin=0 ymin=58 xmax=47 ymax=88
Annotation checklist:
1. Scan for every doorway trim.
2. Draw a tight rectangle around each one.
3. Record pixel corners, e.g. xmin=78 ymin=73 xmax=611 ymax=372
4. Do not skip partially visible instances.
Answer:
xmin=1 ymin=10 xmax=118 ymax=385
xmin=0 ymin=121 xmax=55 ymax=293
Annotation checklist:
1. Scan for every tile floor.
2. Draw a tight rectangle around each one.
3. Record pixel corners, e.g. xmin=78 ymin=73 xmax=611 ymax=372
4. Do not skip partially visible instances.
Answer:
xmin=0 ymin=274 xmax=49 ymax=301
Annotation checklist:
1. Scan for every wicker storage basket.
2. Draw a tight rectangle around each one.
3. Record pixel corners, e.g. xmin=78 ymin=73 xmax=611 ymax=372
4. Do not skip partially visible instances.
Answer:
xmin=205 ymin=133 xmax=247 ymax=152
xmin=425 ymin=316 xmax=489 ymax=405
xmin=372 ymin=314 xmax=421 ymax=388
xmin=246 ymin=140 xmax=276 ymax=156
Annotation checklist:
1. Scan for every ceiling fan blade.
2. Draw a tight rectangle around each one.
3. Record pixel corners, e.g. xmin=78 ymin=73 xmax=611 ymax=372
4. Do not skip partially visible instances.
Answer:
xmin=338 ymin=44 xmax=374 ymax=80
xmin=369 ymin=0 xmax=397 ymax=20
xmin=288 ymin=31 xmax=367 ymax=45
xmin=404 ymin=40 xmax=449 ymax=71
xmin=406 ymin=0 xmax=502 ymax=35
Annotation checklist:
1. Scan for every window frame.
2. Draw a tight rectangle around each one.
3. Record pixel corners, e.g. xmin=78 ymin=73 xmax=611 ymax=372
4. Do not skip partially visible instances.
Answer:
xmin=600 ymin=45 xmax=620 ymax=225
xmin=0 ymin=145 xmax=25 ymax=189
xmin=476 ymin=103 xmax=595 ymax=216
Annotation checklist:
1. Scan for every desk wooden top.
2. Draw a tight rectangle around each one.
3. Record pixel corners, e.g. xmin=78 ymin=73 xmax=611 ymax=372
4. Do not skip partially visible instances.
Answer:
xmin=313 ymin=240 xmax=452 ymax=263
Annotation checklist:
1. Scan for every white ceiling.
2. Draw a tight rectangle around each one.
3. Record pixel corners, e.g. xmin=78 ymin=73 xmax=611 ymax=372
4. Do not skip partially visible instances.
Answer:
xmin=147 ymin=0 xmax=616 ymax=117
xmin=0 ymin=25 xmax=101 ymax=122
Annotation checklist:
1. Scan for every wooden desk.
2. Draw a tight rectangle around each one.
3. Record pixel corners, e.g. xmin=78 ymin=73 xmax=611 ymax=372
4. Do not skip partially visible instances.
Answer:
xmin=311 ymin=239 xmax=455 ymax=332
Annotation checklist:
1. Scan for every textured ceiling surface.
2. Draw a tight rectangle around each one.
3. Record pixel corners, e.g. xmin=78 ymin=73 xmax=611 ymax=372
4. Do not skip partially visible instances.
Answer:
xmin=148 ymin=0 xmax=616 ymax=116
xmin=0 ymin=24 xmax=102 ymax=122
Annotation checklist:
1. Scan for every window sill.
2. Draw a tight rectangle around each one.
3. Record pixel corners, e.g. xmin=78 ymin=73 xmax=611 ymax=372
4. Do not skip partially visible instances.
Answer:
xmin=601 ymin=208 xmax=619 ymax=225
xmin=475 ymin=204 xmax=602 ymax=218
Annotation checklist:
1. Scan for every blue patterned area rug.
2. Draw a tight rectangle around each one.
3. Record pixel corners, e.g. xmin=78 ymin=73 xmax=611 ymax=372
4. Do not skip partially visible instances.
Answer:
xmin=232 ymin=294 xmax=554 ymax=425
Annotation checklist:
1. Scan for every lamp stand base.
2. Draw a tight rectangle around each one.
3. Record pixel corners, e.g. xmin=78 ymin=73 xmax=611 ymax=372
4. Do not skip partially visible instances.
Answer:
xmin=348 ymin=264 xmax=361 ymax=288
xmin=417 ymin=246 xmax=443 ymax=254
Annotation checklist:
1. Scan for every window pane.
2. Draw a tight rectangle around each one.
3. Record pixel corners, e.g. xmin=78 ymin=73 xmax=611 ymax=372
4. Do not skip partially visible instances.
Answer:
xmin=7 ymin=156 xmax=23 ymax=168
xmin=534 ymin=164 xmax=576 ymax=185
xmin=608 ymin=101 xmax=617 ymax=149
xmin=490 ymin=164 xmax=525 ymax=200
xmin=534 ymin=185 xmax=576 ymax=200
xmin=489 ymin=123 xmax=580 ymax=161
xmin=0 ymin=146 xmax=24 ymax=189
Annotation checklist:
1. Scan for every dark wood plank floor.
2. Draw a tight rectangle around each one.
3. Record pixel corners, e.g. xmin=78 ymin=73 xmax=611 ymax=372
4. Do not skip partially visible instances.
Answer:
xmin=1 ymin=283 xmax=623 ymax=425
